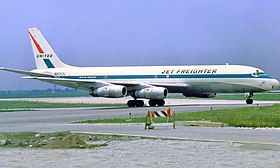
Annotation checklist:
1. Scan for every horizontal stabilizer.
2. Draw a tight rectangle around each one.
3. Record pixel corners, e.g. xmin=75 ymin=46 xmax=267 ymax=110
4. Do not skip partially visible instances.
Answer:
xmin=0 ymin=67 xmax=52 ymax=77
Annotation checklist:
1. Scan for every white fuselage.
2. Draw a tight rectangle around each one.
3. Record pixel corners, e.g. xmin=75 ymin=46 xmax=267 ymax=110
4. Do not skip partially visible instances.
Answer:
xmin=33 ymin=64 xmax=279 ymax=94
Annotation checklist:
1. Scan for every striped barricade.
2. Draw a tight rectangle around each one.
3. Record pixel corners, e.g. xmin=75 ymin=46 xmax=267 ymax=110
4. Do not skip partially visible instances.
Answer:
xmin=145 ymin=107 xmax=175 ymax=129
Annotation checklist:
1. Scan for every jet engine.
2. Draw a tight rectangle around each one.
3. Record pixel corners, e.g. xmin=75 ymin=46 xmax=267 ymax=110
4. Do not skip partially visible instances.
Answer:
xmin=134 ymin=87 xmax=168 ymax=99
xmin=183 ymin=93 xmax=217 ymax=98
xmin=90 ymin=85 xmax=127 ymax=98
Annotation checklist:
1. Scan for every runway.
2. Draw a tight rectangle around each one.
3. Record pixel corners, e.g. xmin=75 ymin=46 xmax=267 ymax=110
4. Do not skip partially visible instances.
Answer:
xmin=0 ymin=103 xmax=260 ymax=125
xmin=0 ymin=98 xmax=280 ymax=145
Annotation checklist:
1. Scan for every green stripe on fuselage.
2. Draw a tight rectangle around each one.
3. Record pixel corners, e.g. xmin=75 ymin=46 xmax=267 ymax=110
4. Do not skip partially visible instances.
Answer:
xmin=57 ymin=74 xmax=272 ymax=79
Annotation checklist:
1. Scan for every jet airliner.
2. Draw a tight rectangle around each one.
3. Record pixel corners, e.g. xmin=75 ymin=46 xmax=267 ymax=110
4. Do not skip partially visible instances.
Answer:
xmin=1 ymin=28 xmax=279 ymax=107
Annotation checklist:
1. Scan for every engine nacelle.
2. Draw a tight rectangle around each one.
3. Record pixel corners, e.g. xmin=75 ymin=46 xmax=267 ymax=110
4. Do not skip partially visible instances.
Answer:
xmin=134 ymin=87 xmax=168 ymax=100
xmin=183 ymin=93 xmax=217 ymax=98
xmin=90 ymin=85 xmax=127 ymax=98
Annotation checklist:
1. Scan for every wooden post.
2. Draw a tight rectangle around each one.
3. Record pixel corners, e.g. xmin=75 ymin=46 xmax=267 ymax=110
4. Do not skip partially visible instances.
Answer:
xmin=144 ymin=111 xmax=149 ymax=129
xmin=173 ymin=111 xmax=176 ymax=129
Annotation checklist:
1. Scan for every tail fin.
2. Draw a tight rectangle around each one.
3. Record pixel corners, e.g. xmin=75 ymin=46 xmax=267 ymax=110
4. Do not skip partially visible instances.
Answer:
xmin=28 ymin=28 xmax=71 ymax=69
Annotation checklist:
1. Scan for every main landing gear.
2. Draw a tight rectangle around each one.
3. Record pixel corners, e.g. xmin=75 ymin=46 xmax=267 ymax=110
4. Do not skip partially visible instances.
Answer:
xmin=127 ymin=100 xmax=144 ymax=107
xmin=148 ymin=99 xmax=165 ymax=106
xmin=127 ymin=99 xmax=165 ymax=107
xmin=245 ymin=92 xmax=254 ymax=104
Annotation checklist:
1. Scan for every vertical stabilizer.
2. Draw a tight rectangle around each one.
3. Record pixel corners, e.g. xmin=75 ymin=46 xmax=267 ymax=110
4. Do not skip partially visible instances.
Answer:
xmin=28 ymin=28 xmax=71 ymax=69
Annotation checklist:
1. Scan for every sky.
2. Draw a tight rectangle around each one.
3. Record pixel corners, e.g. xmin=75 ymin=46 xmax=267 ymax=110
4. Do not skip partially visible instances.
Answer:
xmin=0 ymin=0 xmax=280 ymax=90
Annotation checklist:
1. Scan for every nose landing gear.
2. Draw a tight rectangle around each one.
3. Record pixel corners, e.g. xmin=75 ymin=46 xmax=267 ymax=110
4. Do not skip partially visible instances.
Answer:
xmin=245 ymin=92 xmax=254 ymax=104
xmin=246 ymin=98 xmax=253 ymax=104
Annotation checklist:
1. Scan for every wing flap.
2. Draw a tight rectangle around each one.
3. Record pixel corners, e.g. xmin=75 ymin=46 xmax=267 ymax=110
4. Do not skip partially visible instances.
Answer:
xmin=110 ymin=81 xmax=189 ymax=92
xmin=150 ymin=83 xmax=189 ymax=88
xmin=150 ymin=82 xmax=189 ymax=93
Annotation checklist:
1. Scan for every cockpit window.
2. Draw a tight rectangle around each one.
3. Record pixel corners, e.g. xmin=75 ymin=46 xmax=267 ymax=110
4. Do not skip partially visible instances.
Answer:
xmin=252 ymin=70 xmax=265 ymax=77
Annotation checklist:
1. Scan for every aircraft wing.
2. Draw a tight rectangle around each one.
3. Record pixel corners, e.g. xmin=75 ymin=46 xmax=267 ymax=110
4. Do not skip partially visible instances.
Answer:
xmin=111 ymin=81 xmax=189 ymax=97
xmin=150 ymin=82 xmax=189 ymax=88
xmin=25 ymin=76 xmax=189 ymax=92
xmin=1 ymin=66 xmax=190 ymax=92
xmin=27 ymin=77 xmax=153 ymax=91
xmin=0 ymin=67 xmax=52 ymax=77
xmin=107 ymin=81 xmax=189 ymax=92
xmin=150 ymin=82 xmax=189 ymax=93
xmin=25 ymin=76 xmax=112 ymax=90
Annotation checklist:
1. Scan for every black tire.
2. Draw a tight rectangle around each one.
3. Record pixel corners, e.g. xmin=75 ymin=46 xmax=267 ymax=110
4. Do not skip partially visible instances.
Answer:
xmin=148 ymin=99 xmax=157 ymax=106
xmin=136 ymin=100 xmax=144 ymax=107
xmin=127 ymin=100 xmax=136 ymax=107
xmin=246 ymin=99 xmax=253 ymax=104
xmin=157 ymin=99 xmax=165 ymax=106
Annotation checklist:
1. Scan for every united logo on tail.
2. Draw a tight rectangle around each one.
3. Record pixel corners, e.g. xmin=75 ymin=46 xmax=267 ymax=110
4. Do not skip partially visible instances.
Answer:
xmin=28 ymin=28 xmax=71 ymax=69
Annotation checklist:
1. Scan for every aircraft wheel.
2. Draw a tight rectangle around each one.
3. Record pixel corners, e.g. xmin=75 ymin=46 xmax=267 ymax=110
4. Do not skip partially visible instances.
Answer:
xmin=148 ymin=99 xmax=157 ymax=106
xmin=246 ymin=99 xmax=253 ymax=104
xmin=157 ymin=99 xmax=165 ymax=106
xmin=127 ymin=100 xmax=136 ymax=107
xmin=136 ymin=100 xmax=144 ymax=107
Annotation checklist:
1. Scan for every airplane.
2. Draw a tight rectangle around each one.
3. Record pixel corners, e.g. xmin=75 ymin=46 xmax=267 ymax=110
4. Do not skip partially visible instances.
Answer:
xmin=0 ymin=28 xmax=279 ymax=107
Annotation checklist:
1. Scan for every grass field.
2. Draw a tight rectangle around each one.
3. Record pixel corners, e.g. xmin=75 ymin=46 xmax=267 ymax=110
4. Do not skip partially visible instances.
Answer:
xmin=0 ymin=100 xmax=124 ymax=110
xmin=168 ymin=92 xmax=280 ymax=101
xmin=79 ymin=104 xmax=280 ymax=128
xmin=2 ymin=89 xmax=280 ymax=100
xmin=214 ymin=93 xmax=280 ymax=101
xmin=0 ymin=90 xmax=88 ymax=98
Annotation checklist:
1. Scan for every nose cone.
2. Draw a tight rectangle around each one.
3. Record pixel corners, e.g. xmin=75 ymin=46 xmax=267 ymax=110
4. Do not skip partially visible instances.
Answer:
xmin=271 ymin=79 xmax=280 ymax=90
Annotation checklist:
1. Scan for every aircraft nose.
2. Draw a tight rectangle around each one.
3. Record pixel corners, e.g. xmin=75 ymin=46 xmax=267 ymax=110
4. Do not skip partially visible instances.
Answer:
xmin=271 ymin=79 xmax=280 ymax=90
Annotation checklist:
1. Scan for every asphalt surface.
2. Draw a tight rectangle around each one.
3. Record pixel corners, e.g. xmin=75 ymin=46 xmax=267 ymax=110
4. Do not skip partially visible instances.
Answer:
xmin=0 ymin=99 xmax=280 ymax=145
xmin=0 ymin=102 xmax=268 ymax=126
